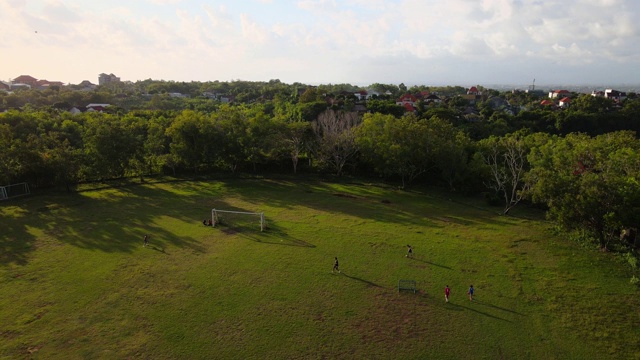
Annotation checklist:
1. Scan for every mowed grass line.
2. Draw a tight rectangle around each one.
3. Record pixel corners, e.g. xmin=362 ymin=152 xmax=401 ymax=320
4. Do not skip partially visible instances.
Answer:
xmin=1 ymin=178 xmax=639 ymax=359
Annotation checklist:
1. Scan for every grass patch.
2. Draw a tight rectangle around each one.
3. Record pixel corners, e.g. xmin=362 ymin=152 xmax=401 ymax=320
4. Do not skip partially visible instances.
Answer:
xmin=1 ymin=179 xmax=639 ymax=359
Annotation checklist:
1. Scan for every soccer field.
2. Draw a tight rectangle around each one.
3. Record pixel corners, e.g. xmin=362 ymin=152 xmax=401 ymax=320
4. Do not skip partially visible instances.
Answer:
xmin=1 ymin=178 xmax=638 ymax=359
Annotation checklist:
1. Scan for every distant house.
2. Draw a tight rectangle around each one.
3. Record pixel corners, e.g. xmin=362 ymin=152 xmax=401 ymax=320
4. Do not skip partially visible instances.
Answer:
xmin=402 ymin=103 xmax=416 ymax=113
xmin=10 ymin=83 xmax=31 ymax=91
xmin=168 ymin=92 xmax=187 ymax=98
xmin=354 ymin=90 xmax=368 ymax=101
xmin=424 ymin=93 xmax=442 ymax=103
xmin=76 ymin=103 xmax=111 ymax=113
xmin=0 ymin=81 xmax=10 ymax=91
xmin=13 ymin=75 xmax=38 ymax=88
xmin=559 ymin=97 xmax=571 ymax=108
xmin=396 ymin=94 xmax=417 ymax=107
xmin=540 ymin=99 xmax=555 ymax=107
xmin=69 ymin=107 xmax=86 ymax=115
xmin=549 ymin=90 xmax=570 ymax=99
xmin=77 ymin=80 xmax=97 ymax=91
xmin=98 ymin=73 xmax=120 ymax=85
xmin=86 ymin=103 xmax=110 ymax=108
xmin=604 ymin=89 xmax=626 ymax=102
xmin=35 ymin=79 xmax=63 ymax=90
xmin=461 ymin=86 xmax=482 ymax=102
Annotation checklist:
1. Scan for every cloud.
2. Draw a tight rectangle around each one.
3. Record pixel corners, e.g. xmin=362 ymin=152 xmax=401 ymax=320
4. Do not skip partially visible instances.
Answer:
xmin=1 ymin=0 xmax=639 ymax=85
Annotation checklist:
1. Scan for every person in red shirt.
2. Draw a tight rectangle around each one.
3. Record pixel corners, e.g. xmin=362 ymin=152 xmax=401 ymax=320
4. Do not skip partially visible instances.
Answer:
xmin=445 ymin=285 xmax=451 ymax=303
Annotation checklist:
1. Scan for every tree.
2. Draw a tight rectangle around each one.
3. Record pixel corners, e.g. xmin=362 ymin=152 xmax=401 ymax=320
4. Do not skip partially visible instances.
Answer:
xmin=356 ymin=113 xmax=431 ymax=187
xmin=570 ymin=94 xmax=614 ymax=113
xmin=478 ymin=130 xmax=533 ymax=215
xmin=356 ymin=114 xmax=463 ymax=188
xmin=82 ymin=113 xmax=140 ymax=179
xmin=213 ymin=106 xmax=249 ymax=173
xmin=365 ymin=100 xmax=406 ymax=117
xmin=528 ymin=131 xmax=640 ymax=250
xmin=311 ymin=110 xmax=360 ymax=176
xmin=164 ymin=110 xmax=211 ymax=173
xmin=281 ymin=121 xmax=312 ymax=174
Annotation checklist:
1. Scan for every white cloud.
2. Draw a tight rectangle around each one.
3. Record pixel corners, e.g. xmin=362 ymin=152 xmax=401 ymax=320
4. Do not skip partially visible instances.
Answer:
xmin=1 ymin=0 xmax=639 ymax=85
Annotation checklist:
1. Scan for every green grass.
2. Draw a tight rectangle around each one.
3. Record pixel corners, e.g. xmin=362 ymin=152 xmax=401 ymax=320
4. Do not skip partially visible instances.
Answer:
xmin=1 ymin=178 xmax=639 ymax=359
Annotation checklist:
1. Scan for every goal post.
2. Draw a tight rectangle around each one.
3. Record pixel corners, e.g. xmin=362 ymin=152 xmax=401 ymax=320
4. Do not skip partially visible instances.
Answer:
xmin=211 ymin=209 xmax=266 ymax=231
xmin=0 ymin=182 xmax=30 ymax=201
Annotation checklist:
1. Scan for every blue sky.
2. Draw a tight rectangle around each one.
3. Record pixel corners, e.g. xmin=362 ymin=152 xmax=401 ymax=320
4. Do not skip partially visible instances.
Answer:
xmin=2 ymin=0 xmax=639 ymax=87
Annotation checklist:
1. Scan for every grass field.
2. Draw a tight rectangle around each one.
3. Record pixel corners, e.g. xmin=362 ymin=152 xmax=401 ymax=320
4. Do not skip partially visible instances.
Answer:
xmin=1 ymin=178 xmax=639 ymax=359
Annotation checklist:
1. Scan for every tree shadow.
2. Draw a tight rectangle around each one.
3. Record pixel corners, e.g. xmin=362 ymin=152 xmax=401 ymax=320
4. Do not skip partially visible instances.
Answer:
xmin=2 ymin=184 xmax=214 ymax=267
xmin=0 ymin=200 xmax=37 ymax=266
xmin=228 ymin=223 xmax=316 ymax=248
xmin=446 ymin=302 xmax=512 ymax=323
xmin=213 ymin=178 xmax=516 ymax=231
xmin=474 ymin=300 xmax=524 ymax=316
xmin=341 ymin=272 xmax=384 ymax=288
xmin=409 ymin=257 xmax=453 ymax=270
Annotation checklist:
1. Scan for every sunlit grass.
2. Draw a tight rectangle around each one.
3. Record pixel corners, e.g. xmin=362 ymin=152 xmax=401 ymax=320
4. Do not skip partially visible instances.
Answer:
xmin=1 ymin=178 xmax=638 ymax=359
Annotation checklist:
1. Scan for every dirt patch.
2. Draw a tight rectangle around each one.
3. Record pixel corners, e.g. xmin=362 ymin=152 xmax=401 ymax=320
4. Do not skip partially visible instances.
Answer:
xmin=350 ymin=291 xmax=437 ymax=345
xmin=381 ymin=199 xmax=391 ymax=204
xmin=27 ymin=345 xmax=42 ymax=354
xmin=221 ymin=228 xmax=239 ymax=235
xmin=0 ymin=330 xmax=20 ymax=340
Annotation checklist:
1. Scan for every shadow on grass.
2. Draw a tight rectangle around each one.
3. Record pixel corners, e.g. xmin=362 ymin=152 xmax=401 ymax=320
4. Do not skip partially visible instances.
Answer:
xmin=474 ymin=300 xmax=524 ymax=316
xmin=231 ymin=223 xmax=316 ymax=248
xmin=410 ymin=257 xmax=453 ymax=270
xmin=0 ymin=202 xmax=36 ymax=266
xmin=341 ymin=272 xmax=384 ymax=288
xmin=446 ymin=302 xmax=512 ymax=323
xmin=148 ymin=245 xmax=169 ymax=255
xmin=1 ymin=184 xmax=211 ymax=266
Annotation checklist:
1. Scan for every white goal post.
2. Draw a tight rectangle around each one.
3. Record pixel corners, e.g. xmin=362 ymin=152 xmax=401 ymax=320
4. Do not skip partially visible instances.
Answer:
xmin=0 ymin=182 xmax=30 ymax=201
xmin=211 ymin=209 xmax=266 ymax=231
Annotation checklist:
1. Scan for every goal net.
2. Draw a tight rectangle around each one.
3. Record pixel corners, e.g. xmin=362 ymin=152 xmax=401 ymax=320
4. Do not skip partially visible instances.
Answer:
xmin=211 ymin=209 xmax=266 ymax=232
xmin=0 ymin=182 xmax=30 ymax=201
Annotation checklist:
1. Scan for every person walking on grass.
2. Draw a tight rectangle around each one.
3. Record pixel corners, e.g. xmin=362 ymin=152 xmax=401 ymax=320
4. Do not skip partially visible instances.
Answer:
xmin=406 ymin=245 xmax=413 ymax=258
xmin=445 ymin=285 xmax=451 ymax=303
xmin=468 ymin=285 xmax=474 ymax=301
xmin=332 ymin=257 xmax=340 ymax=273
xmin=143 ymin=234 xmax=148 ymax=247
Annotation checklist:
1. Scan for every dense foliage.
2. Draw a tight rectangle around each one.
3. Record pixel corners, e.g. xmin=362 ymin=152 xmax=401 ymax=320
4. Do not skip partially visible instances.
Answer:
xmin=2 ymin=80 xmax=640 ymax=255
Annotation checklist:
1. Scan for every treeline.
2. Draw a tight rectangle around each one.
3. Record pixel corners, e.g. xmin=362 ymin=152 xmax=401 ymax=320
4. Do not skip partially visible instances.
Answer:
xmin=1 ymin=82 xmax=640 ymax=258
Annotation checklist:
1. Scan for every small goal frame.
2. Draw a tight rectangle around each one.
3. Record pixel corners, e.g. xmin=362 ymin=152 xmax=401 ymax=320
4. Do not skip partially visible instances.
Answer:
xmin=0 ymin=182 xmax=30 ymax=201
xmin=211 ymin=209 xmax=266 ymax=231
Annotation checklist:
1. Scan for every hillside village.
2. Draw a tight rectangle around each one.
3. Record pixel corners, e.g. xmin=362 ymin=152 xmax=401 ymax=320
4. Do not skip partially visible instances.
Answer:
xmin=0 ymin=73 xmax=633 ymax=117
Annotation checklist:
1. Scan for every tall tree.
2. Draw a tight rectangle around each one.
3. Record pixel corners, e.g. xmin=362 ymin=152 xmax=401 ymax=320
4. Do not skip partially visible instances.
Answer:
xmin=311 ymin=109 xmax=360 ymax=176
xmin=478 ymin=130 xmax=533 ymax=215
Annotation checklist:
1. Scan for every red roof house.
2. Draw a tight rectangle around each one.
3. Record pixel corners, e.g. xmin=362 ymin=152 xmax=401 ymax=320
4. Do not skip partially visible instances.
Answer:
xmin=13 ymin=75 xmax=38 ymax=88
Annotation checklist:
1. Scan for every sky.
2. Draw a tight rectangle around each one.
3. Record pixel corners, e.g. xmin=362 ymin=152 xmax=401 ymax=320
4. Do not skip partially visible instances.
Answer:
xmin=2 ymin=0 xmax=639 ymax=87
